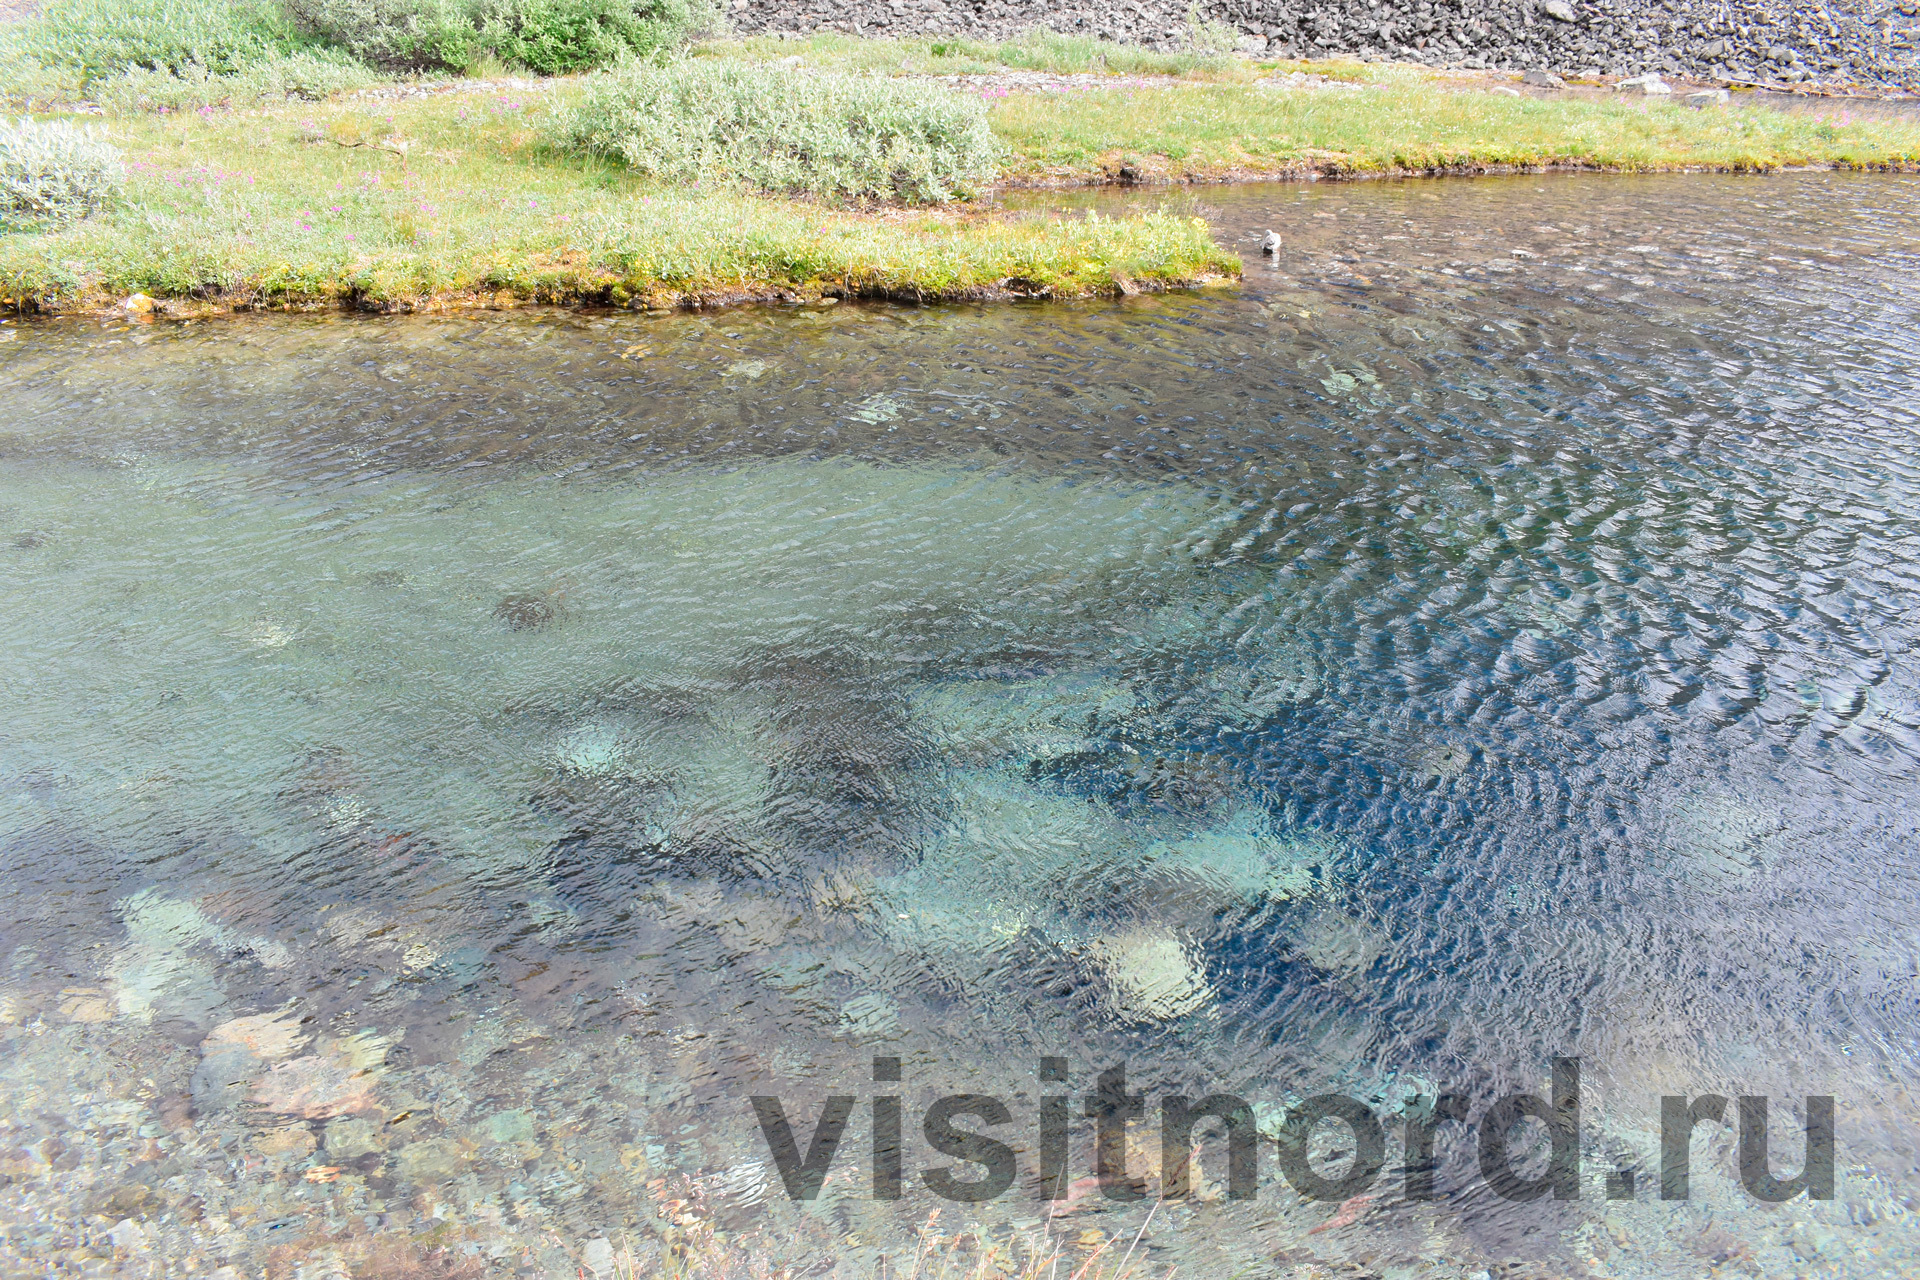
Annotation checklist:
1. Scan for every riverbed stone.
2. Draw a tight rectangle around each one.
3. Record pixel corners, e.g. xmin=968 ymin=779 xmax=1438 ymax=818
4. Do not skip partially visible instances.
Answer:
xmin=323 ymin=1116 xmax=385 ymax=1159
xmin=248 ymin=1033 xmax=389 ymax=1121
xmin=1090 ymin=925 xmax=1213 ymax=1022
xmin=394 ymin=1138 xmax=467 ymax=1184
xmin=494 ymin=594 xmax=556 ymax=631
xmin=581 ymin=1238 xmax=616 ymax=1279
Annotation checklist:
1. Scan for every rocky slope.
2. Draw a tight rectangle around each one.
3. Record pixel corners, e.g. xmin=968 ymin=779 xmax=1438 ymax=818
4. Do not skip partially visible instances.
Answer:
xmin=729 ymin=0 xmax=1920 ymax=87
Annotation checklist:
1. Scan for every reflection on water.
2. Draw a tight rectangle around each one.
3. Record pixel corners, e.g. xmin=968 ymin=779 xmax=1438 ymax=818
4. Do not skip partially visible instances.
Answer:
xmin=2 ymin=172 xmax=1919 ymax=1277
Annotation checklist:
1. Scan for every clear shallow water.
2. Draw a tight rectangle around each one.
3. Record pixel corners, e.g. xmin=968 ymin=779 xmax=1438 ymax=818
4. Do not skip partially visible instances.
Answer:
xmin=2 ymin=172 xmax=1918 ymax=1278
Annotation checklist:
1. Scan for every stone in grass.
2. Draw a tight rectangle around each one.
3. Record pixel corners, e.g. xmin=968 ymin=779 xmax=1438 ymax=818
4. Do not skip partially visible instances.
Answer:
xmin=1522 ymin=68 xmax=1565 ymax=87
xmin=1615 ymin=72 xmax=1673 ymax=95
xmin=1687 ymin=88 xmax=1732 ymax=107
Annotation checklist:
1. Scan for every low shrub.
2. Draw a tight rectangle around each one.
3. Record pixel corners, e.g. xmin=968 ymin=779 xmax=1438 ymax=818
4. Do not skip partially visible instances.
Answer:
xmin=483 ymin=0 xmax=709 ymax=74
xmin=284 ymin=0 xmax=710 ymax=73
xmin=553 ymin=59 xmax=1002 ymax=204
xmin=5 ymin=0 xmax=306 ymax=84
xmin=91 ymin=51 xmax=380 ymax=112
xmin=1 ymin=116 xmax=124 ymax=229
xmin=281 ymin=0 xmax=487 ymax=71
xmin=0 ymin=52 xmax=85 ymax=111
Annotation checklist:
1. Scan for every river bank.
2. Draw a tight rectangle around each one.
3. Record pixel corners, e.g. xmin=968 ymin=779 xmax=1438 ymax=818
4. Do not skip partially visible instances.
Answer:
xmin=5 ymin=38 xmax=1920 ymax=315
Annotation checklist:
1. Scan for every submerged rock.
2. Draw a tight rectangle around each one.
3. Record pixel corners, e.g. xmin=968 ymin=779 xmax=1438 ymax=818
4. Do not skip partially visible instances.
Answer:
xmin=478 ymin=1108 xmax=538 ymax=1150
xmin=194 ymin=1007 xmax=310 ymax=1116
xmin=838 ymin=991 xmax=902 ymax=1038
xmin=1664 ymin=791 xmax=1785 ymax=884
xmin=911 ymin=671 xmax=1136 ymax=769
xmin=551 ymin=722 xmax=636 ymax=778
xmin=1291 ymin=906 xmax=1388 ymax=977
xmin=109 ymin=945 xmax=224 ymax=1027
xmin=394 ymin=1137 xmax=467 ymax=1185
xmin=106 ymin=889 xmax=293 ymax=1029
xmin=205 ymin=1007 xmax=309 ymax=1060
xmin=249 ymin=1031 xmax=392 ymax=1121
xmin=494 ymin=593 xmax=556 ymax=631
xmin=1410 ymin=741 xmax=1474 ymax=782
xmin=1089 ymin=925 xmax=1213 ymax=1022
xmin=323 ymin=1115 xmax=385 ymax=1160
xmin=58 ymin=988 xmax=116 ymax=1023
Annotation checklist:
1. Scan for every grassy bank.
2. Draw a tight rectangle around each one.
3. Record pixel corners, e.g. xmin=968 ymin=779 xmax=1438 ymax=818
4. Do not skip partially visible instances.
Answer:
xmin=4 ymin=20 xmax=1920 ymax=315
xmin=993 ymin=79 xmax=1920 ymax=181
xmin=0 ymin=89 xmax=1234 ymax=311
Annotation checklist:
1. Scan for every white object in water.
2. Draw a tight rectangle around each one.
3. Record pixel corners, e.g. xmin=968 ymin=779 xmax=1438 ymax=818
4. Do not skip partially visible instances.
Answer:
xmin=1260 ymin=230 xmax=1281 ymax=255
xmin=1686 ymin=88 xmax=1731 ymax=108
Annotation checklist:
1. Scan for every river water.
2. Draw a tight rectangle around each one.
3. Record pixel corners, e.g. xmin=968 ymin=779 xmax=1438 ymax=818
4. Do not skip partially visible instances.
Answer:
xmin=2 ymin=171 xmax=1918 ymax=1278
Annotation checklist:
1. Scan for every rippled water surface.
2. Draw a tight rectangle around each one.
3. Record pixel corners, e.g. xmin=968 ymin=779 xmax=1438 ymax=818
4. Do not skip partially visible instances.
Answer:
xmin=3 ymin=172 xmax=1919 ymax=1278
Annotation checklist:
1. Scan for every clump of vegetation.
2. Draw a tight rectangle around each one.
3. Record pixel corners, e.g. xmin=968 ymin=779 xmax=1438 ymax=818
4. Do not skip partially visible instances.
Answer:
xmin=284 ymin=0 xmax=712 ymax=73
xmin=5 ymin=0 xmax=307 ymax=84
xmin=1 ymin=116 xmax=124 ymax=229
xmin=554 ymin=58 xmax=1002 ymax=204
xmin=484 ymin=0 xmax=711 ymax=73
xmin=0 ymin=49 xmax=81 ymax=111
xmin=91 ymin=50 xmax=380 ymax=112
xmin=280 ymin=0 xmax=485 ymax=71
xmin=1184 ymin=2 xmax=1239 ymax=55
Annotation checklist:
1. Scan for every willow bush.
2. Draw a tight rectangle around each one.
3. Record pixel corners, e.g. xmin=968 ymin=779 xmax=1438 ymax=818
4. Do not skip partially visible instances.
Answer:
xmin=284 ymin=0 xmax=711 ymax=73
xmin=553 ymin=59 xmax=1003 ymax=205
xmin=1 ymin=116 xmax=124 ymax=229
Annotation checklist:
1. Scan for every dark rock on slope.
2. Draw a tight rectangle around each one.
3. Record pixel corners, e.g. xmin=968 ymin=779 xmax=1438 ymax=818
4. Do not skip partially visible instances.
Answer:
xmin=729 ymin=0 xmax=1920 ymax=88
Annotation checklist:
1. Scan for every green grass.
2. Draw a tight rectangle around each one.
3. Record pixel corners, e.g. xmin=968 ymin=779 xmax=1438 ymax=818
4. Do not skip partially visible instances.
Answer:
xmin=991 ymin=81 xmax=1920 ymax=178
xmin=0 ymin=89 xmax=1235 ymax=310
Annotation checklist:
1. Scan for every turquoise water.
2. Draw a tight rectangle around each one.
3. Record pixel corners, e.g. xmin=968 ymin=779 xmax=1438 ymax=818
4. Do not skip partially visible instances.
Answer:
xmin=2 ymin=172 xmax=1918 ymax=1277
